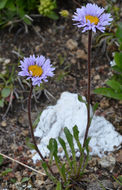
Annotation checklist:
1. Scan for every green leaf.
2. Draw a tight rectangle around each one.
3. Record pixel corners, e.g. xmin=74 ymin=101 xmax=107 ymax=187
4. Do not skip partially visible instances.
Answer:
xmin=6 ymin=0 xmax=16 ymax=11
xmin=42 ymin=162 xmax=48 ymax=173
xmin=94 ymin=87 xmax=122 ymax=100
xmin=98 ymin=181 xmax=106 ymax=190
xmin=0 ymin=74 xmax=6 ymax=83
xmin=33 ymin=112 xmax=42 ymax=129
xmin=78 ymin=95 xmax=86 ymax=103
xmin=25 ymin=137 xmax=36 ymax=150
xmin=1 ymin=88 xmax=11 ymax=98
xmin=93 ymin=102 xmax=99 ymax=113
xmin=118 ymin=175 xmax=122 ymax=183
xmin=113 ymin=175 xmax=122 ymax=185
xmin=84 ymin=137 xmax=91 ymax=153
xmin=47 ymin=11 xmax=59 ymax=20
xmin=0 ymin=0 xmax=8 ymax=9
xmin=0 ymin=155 xmax=4 ymax=166
xmin=48 ymin=139 xmax=66 ymax=182
xmin=2 ymin=168 xmax=12 ymax=176
xmin=81 ymin=138 xmax=90 ymax=173
xmin=96 ymin=32 xmax=113 ymax=44
xmin=21 ymin=177 xmax=30 ymax=183
xmin=112 ymin=65 xmax=122 ymax=73
xmin=56 ymin=181 xmax=62 ymax=190
xmin=64 ymin=127 xmax=74 ymax=152
xmin=10 ymin=178 xmax=17 ymax=184
xmin=0 ymin=99 xmax=4 ymax=108
xmin=61 ymin=163 xmax=66 ymax=181
xmin=73 ymin=125 xmax=82 ymax=153
xmin=47 ymin=138 xmax=58 ymax=157
xmin=119 ymin=43 xmax=122 ymax=51
xmin=116 ymin=22 xmax=122 ymax=44
xmin=114 ymin=52 xmax=122 ymax=69
xmin=58 ymin=137 xmax=72 ymax=170
xmin=58 ymin=54 xmax=64 ymax=65
xmin=42 ymin=161 xmax=56 ymax=182
xmin=23 ymin=17 xmax=32 ymax=25
xmin=106 ymin=79 xmax=122 ymax=92
xmin=58 ymin=137 xmax=66 ymax=152
xmin=64 ymin=127 xmax=77 ymax=173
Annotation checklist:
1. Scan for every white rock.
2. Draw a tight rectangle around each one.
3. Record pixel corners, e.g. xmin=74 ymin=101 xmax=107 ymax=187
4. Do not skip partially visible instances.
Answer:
xmin=99 ymin=155 xmax=116 ymax=168
xmin=31 ymin=92 xmax=122 ymax=163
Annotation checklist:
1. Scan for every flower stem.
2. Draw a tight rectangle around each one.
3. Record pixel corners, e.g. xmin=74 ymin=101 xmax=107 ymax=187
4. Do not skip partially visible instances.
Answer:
xmin=28 ymin=83 xmax=55 ymax=177
xmin=83 ymin=30 xmax=92 ymax=147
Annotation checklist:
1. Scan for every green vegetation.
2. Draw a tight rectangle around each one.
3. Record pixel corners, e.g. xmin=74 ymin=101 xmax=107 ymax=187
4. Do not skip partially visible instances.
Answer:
xmin=0 ymin=64 xmax=15 ymax=108
xmin=42 ymin=126 xmax=90 ymax=189
xmin=38 ymin=0 xmax=59 ymax=20
xmin=0 ymin=0 xmax=38 ymax=26
xmin=94 ymin=23 xmax=122 ymax=100
xmin=0 ymin=0 xmax=59 ymax=27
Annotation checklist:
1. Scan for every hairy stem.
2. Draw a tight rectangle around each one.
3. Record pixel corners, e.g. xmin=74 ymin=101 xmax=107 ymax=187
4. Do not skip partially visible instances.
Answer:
xmin=83 ymin=30 xmax=92 ymax=147
xmin=28 ymin=83 xmax=55 ymax=177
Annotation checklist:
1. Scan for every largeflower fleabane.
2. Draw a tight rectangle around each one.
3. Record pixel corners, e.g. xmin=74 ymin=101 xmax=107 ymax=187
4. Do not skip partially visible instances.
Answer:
xmin=72 ymin=3 xmax=113 ymax=33
xmin=18 ymin=55 xmax=55 ymax=86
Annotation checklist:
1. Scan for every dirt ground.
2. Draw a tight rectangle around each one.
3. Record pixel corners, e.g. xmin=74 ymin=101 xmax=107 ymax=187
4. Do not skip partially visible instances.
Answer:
xmin=0 ymin=1 xmax=122 ymax=189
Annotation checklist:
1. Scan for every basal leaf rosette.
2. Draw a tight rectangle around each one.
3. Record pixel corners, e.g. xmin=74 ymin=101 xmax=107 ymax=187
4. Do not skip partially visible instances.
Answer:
xmin=18 ymin=55 xmax=55 ymax=86
xmin=72 ymin=3 xmax=113 ymax=33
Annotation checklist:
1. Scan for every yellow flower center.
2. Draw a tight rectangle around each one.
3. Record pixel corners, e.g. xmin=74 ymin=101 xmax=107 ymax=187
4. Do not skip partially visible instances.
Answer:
xmin=85 ymin=15 xmax=99 ymax=25
xmin=28 ymin=65 xmax=43 ymax=77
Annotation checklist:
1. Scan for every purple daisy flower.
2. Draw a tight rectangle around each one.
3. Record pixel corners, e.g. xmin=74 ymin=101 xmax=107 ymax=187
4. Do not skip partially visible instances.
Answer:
xmin=18 ymin=55 xmax=55 ymax=86
xmin=72 ymin=3 xmax=113 ymax=33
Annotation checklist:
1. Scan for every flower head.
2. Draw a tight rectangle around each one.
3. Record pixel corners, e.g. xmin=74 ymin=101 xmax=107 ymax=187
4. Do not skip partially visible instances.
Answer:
xmin=72 ymin=3 xmax=113 ymax=33
xmin=18 ymin=55 xmax=55 ymax=86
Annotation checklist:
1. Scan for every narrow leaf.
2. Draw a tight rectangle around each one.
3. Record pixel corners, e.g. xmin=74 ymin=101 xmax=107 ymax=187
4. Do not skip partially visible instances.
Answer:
xmin=21 ymin=177 xmax=30 ymax=183
xmin=73 ymin=125 xmax=82 ymax=153
xmin=85 ymin=137 xmax=91 ymax=153
xmin=56 ymin=181 xmax=62 ymax=190
xmin=61 ymin=163 xmax=66 ymax=181
xmin=42 ymin=162 xmax=48 ymax=172
xmin=2 ymin=168 xmax=12 ymax=176
xmin=58 ymin=137 xmax=72 ymax=171
xmin=116 ymin=22 xmax=122 ymax=44
xmin=94 ymin=87 xmax=122 ymax=100
xmin=0 ymin=155 xmax=4 ymax=166
xmin=114 ymin=52 xmax=122 ymax=69
xmin=78 ymin=95 xmax=86 ymax=103
xmin=106 ymin=79 xmax=122 ymax=91
xmin=47 ymin=12 xmax=59 ymax=20
xmin=0 ymin=99 xmax=4 ymax=108
xmin=64 ymin=127 xmax=77 ymax=173
xmin=112 ymin=65 xmax=122 ymax=73
xmin=0 ymin=0 xmax=8 ymax=9
xmin=47 ymin=138 xmax=58 ymax=156
xmin=93 ymin=102 xmax=99 ymax=113
xmin=25 ymin=137 xmax=36 ymax=150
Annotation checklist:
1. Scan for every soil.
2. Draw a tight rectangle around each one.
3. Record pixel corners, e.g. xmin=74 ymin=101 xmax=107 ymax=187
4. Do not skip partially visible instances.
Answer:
xmin=0 ymin=1 xmax=122 ymax=190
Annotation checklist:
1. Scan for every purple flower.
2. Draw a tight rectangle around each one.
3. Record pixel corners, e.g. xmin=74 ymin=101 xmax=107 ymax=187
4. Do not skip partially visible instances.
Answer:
xmin=72 ymin=3 xmax=113 ymax=33
xmin=18 ymin=55 xmax=55 ymax=86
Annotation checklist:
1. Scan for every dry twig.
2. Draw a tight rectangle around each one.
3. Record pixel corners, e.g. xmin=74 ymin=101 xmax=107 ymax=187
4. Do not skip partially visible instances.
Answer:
xmin=0 ymin=152 xmax=46 ymax=176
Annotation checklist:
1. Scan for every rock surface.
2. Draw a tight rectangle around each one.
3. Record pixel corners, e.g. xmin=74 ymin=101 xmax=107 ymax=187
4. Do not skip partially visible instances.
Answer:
xmin=32 ymin=92 xmax=122 ymax=162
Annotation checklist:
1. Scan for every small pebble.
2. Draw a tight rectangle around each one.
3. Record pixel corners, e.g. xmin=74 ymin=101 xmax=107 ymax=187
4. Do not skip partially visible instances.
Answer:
xmin=66 ymin=39 xmax=78 ymax=50
xmin=94 ymin=75 xmax=100 ymax=80
xmin=76 ymin=49 xmax=87 ymax=60
xmin=1 ymin=121 xmax=7 ymax=127
xmin=99 ymin=155 xmax=116 ymax=169
xmin=4 ymin=59 xmax=10 ymax=64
